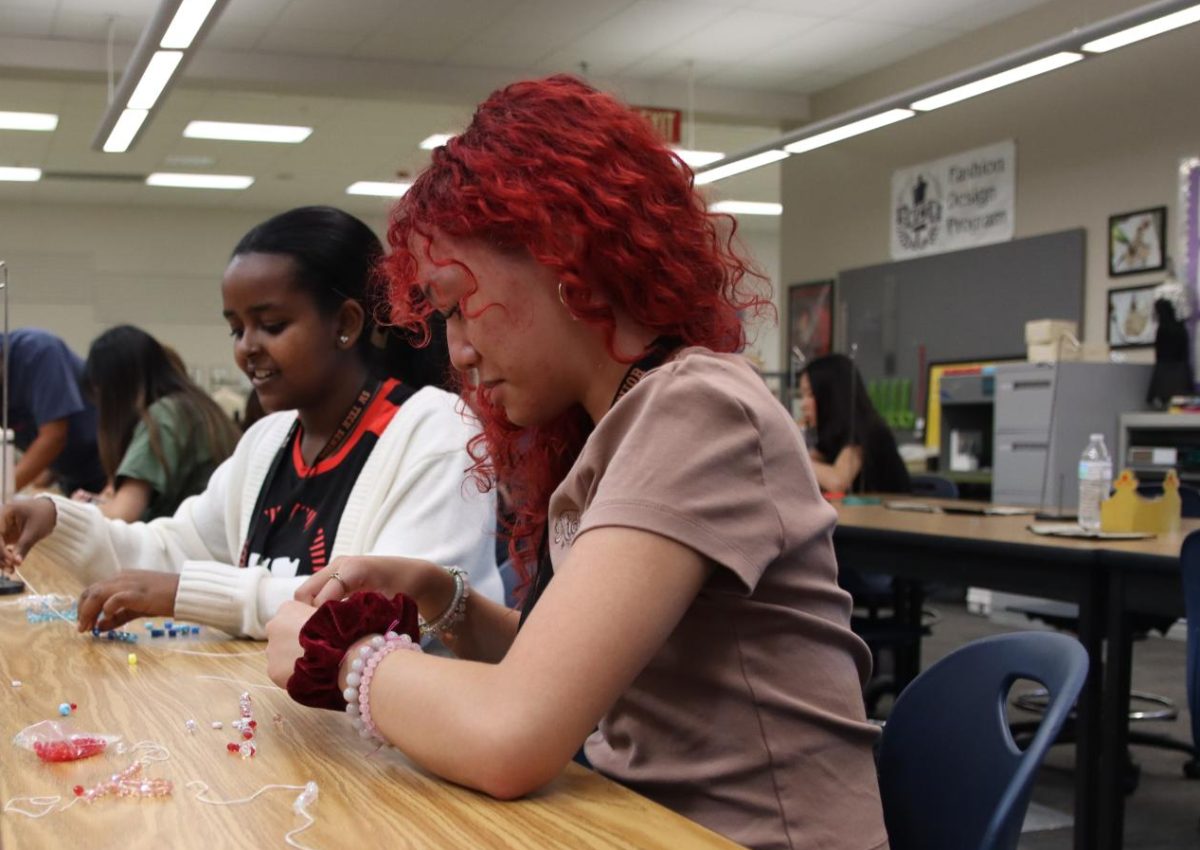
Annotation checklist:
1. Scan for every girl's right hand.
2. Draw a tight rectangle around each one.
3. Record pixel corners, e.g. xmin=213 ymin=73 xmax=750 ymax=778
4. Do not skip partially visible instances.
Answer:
xmin=0 ymin=498 xmax=57 ymax=571
xmin=294 ymin=555 xmax=456 ymax=620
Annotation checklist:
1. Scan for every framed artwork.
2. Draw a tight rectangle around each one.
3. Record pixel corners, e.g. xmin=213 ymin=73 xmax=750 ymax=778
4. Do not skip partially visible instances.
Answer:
xmin=1107 ymin=284 xmax=1159 ymax=348
xmin=786 ymin=279 xmax=834 ymax=370
xmin=1108 ymin=206 xmax=1167 ymax=276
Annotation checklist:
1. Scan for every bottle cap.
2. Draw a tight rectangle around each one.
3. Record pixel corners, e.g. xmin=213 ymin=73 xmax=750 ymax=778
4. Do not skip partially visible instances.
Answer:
xmin=1090 ymin=433 xmax=1104 ymax=440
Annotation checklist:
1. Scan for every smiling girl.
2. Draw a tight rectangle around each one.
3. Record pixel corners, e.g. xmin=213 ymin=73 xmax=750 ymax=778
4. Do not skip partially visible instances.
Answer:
xmin=0 ymin=206 xmax=501 ymax=638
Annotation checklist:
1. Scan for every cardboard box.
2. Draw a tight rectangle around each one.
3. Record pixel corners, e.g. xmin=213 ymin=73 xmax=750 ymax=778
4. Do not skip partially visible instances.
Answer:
xmin=1027 ymin=339 xmax=1082 ymax=363
xmin=1025 ymin=319 xmax=1078 ymax=346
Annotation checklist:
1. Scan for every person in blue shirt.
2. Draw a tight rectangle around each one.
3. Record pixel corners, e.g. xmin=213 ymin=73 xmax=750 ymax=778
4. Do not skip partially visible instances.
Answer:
xmin=1 ymin=328 xmax=105 ymax=494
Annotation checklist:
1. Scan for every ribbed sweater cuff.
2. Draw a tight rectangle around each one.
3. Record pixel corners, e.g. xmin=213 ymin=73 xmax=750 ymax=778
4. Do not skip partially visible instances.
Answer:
xmin=36 ymin=496 xmax=99 ymax=566
xmin=174 ymin=562 xmax=265 ymax=639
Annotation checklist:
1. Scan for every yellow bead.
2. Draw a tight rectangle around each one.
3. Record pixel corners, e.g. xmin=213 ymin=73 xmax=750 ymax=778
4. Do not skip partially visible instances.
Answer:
xmin=127 ymin=653 xmax=138 ymax=665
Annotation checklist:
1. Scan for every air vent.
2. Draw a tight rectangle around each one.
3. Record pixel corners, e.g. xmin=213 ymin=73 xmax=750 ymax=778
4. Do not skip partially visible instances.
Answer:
xmin=40 ymin=170 xmax=146 ymax=183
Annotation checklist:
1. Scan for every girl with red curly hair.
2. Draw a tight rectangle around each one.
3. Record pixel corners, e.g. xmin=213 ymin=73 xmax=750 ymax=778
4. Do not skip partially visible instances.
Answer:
xmin=266 ymin=76 xmax=887 ymax=850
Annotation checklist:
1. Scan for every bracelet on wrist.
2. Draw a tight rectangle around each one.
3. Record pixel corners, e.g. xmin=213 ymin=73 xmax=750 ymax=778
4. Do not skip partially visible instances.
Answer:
xmin=344 ymin=630 xmax=422 ymax=743
xmin=418 ymin=567 xmax=470 ymax=639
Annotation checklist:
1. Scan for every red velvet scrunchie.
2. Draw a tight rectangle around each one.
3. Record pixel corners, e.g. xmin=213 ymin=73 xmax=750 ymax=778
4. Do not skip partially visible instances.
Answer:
xmin=286 ymin=591 xmax=420 ymax=711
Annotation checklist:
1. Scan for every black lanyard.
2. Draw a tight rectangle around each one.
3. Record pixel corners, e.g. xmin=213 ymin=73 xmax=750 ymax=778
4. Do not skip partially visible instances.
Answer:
xmin=239 ymin=378 xmax=381 ymax=568
xmin=518 ymin=337 xmax=680 ymax=625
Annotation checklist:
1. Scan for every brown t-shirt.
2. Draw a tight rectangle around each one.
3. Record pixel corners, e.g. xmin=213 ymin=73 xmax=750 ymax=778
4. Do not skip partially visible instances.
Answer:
xmin=548 ymin=348 xmax=888 ymax=850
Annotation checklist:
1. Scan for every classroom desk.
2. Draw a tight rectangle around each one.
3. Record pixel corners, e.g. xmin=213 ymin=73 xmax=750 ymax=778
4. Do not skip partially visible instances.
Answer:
xmin=0 ymin=565 xmax=739 ymax=850
xmin=833 ymin=502 xmax=1196 ymax=850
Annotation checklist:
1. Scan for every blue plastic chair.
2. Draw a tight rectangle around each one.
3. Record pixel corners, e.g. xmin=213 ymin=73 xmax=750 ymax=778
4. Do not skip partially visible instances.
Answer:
xmin=877 ymin=631 xmax=1089 ymax=850
xmin=1180 ymin=532 xmax=1200 ymax=775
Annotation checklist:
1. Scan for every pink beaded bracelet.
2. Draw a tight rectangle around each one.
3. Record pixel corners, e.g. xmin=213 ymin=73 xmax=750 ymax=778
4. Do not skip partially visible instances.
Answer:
xmin=342 ymin=631 xmax=421 ymax=743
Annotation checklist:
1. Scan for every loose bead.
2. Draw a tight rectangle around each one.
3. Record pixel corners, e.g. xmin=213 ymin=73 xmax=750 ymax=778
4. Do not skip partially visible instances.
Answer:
xmin=10 ymin=680 xmax=20 ymax=687
xmin=128 ymin=653 xmax=137 ymax=666
xmin=73 ymin=785 xmax=84 ymax=796
xmin=226 ymin=742 xmax=239 ymax=753
xmin=185 ymin=719 xmax=198 ymax=734
xmin=242 ymin=730 xmax=253 ymax=740
xmin=211 ymin=721 xmax=223 ymax=729
xmin=238 ymin=741 xmax=256 ymax=758
xmin=58 ymin=703 xmax=71 ymax=716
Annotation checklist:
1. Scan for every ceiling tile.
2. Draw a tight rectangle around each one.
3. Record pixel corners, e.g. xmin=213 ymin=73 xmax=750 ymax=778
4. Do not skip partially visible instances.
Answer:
xmin=256 ymin=27 xmax=367 ymax=58
xmin=656 ymin=9 xmax=826 ymax=61
xmin=0 ymin=5 xmax=55 ymax=37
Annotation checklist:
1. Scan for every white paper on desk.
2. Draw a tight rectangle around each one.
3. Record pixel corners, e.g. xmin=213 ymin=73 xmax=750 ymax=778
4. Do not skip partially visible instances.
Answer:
xmin=883 ymin=500 xmax=938 ymax=513
xmin=1026 ymin=523 xmax=1154 ymax=540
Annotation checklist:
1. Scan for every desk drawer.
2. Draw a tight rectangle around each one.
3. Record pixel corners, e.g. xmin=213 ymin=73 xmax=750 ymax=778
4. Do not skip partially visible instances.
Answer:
xmin=993 ymin=437 xmax=1049 ymax=501
xmin=995 ymin=374 xmax=1054 ymax=434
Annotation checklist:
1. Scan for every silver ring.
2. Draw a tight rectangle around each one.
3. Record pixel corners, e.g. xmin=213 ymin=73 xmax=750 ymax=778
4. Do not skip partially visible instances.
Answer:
xmin=330 ymin=571 xmax=347 ymax=588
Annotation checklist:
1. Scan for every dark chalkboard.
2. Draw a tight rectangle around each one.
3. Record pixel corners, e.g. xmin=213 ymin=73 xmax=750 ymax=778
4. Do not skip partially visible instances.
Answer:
xmin=837 ymin=229 xmax=1085 ymax=403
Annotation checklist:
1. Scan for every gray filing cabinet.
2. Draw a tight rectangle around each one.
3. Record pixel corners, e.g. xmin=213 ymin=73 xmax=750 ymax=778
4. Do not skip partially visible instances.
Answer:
xmin=992 ymin=361 xmax=1152 ymax=509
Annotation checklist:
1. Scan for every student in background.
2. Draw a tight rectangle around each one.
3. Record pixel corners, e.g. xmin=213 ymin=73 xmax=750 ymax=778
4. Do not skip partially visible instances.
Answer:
xmin=0 ymin=206 xmax=501 ymax=639
xmin=799 ymin=353 xmax=911 ymax=495
xmin=75 ymin=325 xmax=241 ymax=521
xmin=263 ymin=78 xmax=886 ymax=850
xmin=0 ymin=328 xmax=106 ymax=495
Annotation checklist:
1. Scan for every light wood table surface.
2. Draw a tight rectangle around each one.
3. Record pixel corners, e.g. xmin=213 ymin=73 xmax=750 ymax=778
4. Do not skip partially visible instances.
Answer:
xmin=1 ymin=563 xmax=740 ymax=850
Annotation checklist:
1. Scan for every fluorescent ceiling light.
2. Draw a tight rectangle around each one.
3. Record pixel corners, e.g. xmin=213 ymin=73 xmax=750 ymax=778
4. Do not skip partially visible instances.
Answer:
xmin=346 ymin=181 xmax=412 ymax=197
xmin=160 ymin=0 xmax=220 ymax=49
xmin=709 ymin=201 xmax=782 ymax=216
xmin=0 ymin=112 xmax=58 ymax=132
xmin=911 ymin=52 xmax=1083 ymax=111
xmin=127 ymin=50 xmax=184 ymax=110
xmin=694 ymin=150 xmax=789 ymax=185
xmin=184 ymin=120 xmax=312 ymax=143
xmin=0 ymin=167 xmax=41 ymax=182
xmin=146 ymin=172 xmax=254 ymax=189
xmin=785 ymin=109 xmax=915 ymax=154
xmin=103 ymin=109 xmax=149 ymax=153
xmin=1082 ymin=3 xmax=1200 ymax=52
xmin=419 ymin=134 xmax=454 ymax=150
xmin=674 ymin=149 xmax=725 ymax=167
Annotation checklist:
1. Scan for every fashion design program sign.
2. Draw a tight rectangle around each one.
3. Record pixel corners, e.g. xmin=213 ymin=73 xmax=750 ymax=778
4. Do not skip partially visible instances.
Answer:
xmin=891 ymin=140 xmax=1016 ymax=260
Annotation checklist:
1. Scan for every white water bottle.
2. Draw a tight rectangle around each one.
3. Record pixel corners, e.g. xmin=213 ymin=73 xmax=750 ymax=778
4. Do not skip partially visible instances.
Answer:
xmin=1077 ymin=433 xmax=1112 ymax=531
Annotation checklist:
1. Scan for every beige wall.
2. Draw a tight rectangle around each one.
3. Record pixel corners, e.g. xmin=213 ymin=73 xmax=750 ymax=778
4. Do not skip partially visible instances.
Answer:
xmin=780 ymin=0 xmax=1199 ymax=367
xmin=0 ymin=202 xmax=387 ymax=388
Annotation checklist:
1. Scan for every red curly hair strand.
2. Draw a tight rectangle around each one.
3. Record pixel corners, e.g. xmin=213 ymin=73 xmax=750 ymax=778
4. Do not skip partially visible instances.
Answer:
xmin=383 ymin=74 xmax=771 ymax=580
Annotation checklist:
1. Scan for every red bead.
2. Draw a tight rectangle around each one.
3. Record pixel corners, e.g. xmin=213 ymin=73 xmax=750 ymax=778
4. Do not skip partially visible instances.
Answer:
xmin=242 ymin=730 xmax=253 ymax=740
xmin=70 ymin=703 xmax=77 ymax=711
xmin=247 ymin=720 xmax=257 ymax=728
xmin=73 ymin=785 xmax=85 ymax=796
xmin=226 ymin=742 xmax=239 ymax=752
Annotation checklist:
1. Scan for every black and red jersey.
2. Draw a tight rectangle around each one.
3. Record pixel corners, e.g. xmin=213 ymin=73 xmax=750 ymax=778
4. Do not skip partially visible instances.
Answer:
xmin=241 ymin=378 xmax=414 ymax=577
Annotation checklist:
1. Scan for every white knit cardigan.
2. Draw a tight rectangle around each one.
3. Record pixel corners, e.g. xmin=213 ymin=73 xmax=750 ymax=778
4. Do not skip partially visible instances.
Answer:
xmin=31 ymin=386 xmax=501 ymax=638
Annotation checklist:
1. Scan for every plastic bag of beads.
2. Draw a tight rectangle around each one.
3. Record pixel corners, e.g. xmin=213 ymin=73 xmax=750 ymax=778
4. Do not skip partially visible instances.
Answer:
xmin=12 ymin=720 xmax=119 ymax=763
xmin=20 ymin=594 xmax=78 ymax=624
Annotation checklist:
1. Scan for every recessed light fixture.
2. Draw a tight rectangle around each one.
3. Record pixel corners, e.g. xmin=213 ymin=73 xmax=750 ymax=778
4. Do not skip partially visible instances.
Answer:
xmin=127 ymin=51 xmax=184 ymax=110
xmin=673 ymin=149 xmax=725 ymax=167
xmin=694 ymin=150 xmax=789 ymax=186
xmin=146 ymin=172 xmax=253 ymax=189
xmin=346 ymin=181 xmax=412 ymax=197
xmin=419 ymin=134 xmax=454 ymax=150
xmin=785 ymin=109 xmax=915 ymax=154
xmin=103 ymin=109 xmax=150 ymax=153
xmin=910 ymin=52 xmax=1083 ymax=111
xmin=160 ymin=0 xmax=220 ymax=49
xmin=0 ymin=112 xmax=58 ymax=132
xmin=1083 ymin=3 xmax=1200 ymax=52
xmin=709 ymin=201 xmax=782 ymax=216
xmin=0 ymin=167 xmax=41 ymax=182
xmin=184 ymin=121 xmax=313 ymax=143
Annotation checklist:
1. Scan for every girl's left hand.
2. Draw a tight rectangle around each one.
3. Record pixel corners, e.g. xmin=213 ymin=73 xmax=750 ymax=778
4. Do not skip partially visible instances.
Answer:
xmin=265 ymin=600 xmax=317 ymax=688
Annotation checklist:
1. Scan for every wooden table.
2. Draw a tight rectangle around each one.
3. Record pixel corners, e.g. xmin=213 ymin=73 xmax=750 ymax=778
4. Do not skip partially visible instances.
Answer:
xmin=0 ymin=565 xmax=740 ymax=850
xmin=834 ymin=500 xmax=1197 ymax=850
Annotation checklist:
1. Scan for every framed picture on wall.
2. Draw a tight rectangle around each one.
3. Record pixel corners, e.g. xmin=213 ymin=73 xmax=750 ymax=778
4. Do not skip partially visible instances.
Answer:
xmin=1108 ymin=206 xmax=1167 ymax=276
xmin=786 ymin=279 xmax=834 ymax=370
xmin=1107 ymin=283 xmax=1159 ymax=348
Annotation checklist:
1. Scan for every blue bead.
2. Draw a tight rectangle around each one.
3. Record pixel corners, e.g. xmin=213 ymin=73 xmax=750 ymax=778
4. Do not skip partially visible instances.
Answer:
xmin=144 ymin=622 xmax=154 ymax=629
xmin=191 ymin=626 xmax=201 ymax=635
xmin=150 ymin=629 xmax=164 ymax=638
xmin=167 ymin=630 xmax=176 ymax=638
xmin=92 ymin=627 xmax=101 ymax=636
xmin=58 ymin=703 xmax=71 ymax=716
xmin=163 ymin=621 xmax=173 ymax=629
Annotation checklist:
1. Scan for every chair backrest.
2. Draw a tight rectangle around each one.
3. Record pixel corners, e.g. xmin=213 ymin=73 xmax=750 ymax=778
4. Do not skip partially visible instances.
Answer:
xmin=877 ymin=631 xmax=1088 ymax=850
xmin=1180 ymin=531 xmax=1200 ymax=758
xmin=1136 ymin=482 xmax=1200 ymax=518
xmin=909 ymin=473 xmax=960 ymax=499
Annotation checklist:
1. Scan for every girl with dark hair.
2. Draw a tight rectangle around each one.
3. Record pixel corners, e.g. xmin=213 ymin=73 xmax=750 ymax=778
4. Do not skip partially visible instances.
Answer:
xmin=76 ymin=324 xmax=240 ymax=521
xmin=1 ymin=205 xmax=502 ymax=639
xmin=263 ymin=79 xmax=886 ymax=850
xmin=799 ymin=354 xmax=911 ymax=494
